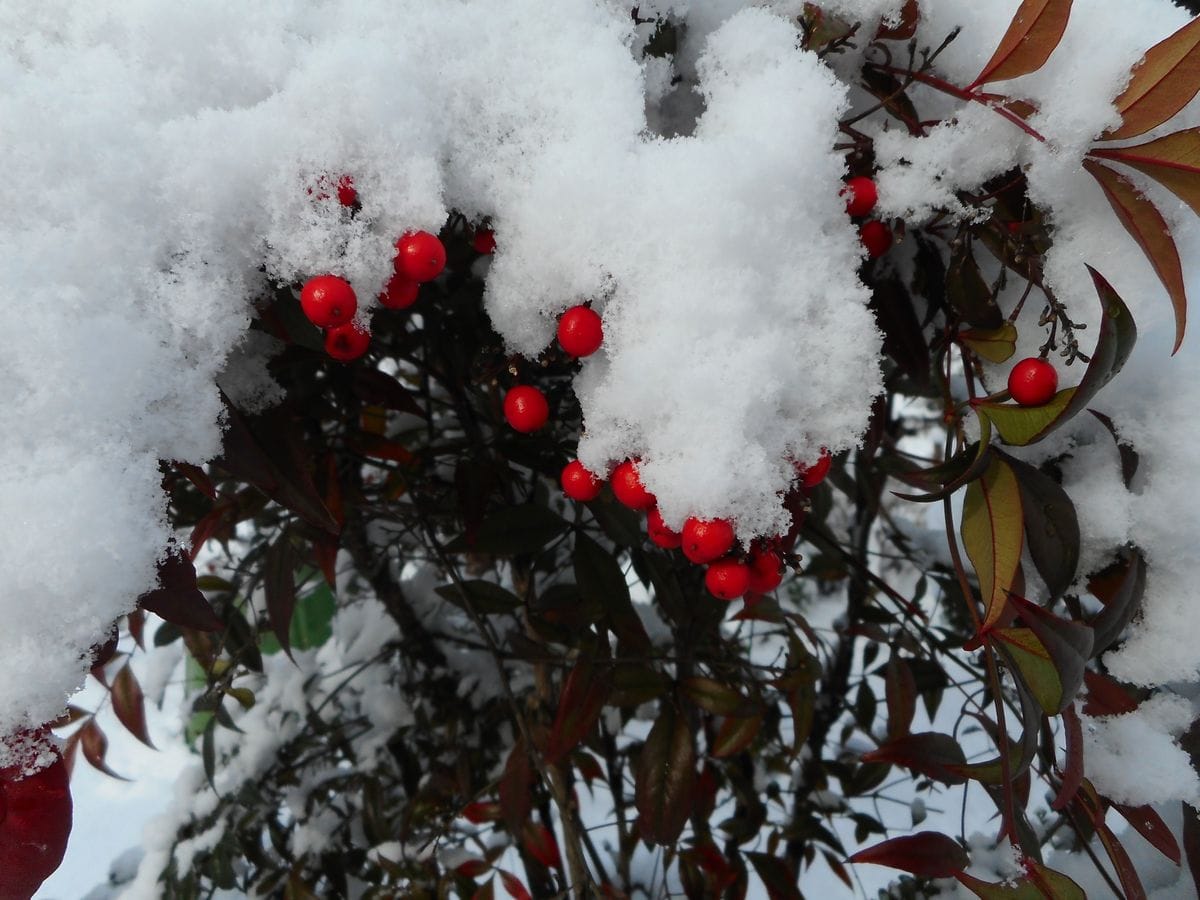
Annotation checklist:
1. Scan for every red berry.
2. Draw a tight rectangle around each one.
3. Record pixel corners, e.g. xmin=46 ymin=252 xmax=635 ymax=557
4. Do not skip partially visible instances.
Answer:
xmin=647 ymin=507 xmax=682 ymax=549
xmin=394 ymin=230 xmax=447 ymax=283
xmin=0 ymin=735 xmax=72 ymax=899
xmin=561 ymin=460 xmax=602 ymax=501
xmin=380 ymin=274 xmax=420 ymax=310
xmin=325 ymin=322 xmax=370 ymax=361
xmin=473 ymin=228 xmax=497 ymax=254
xmin=797 ymin=449 xmax=832 ymax=489
xmin=336 ymin=175 xmax=357 ymax=207
xmin=1008 ymin=357 xmax=1058 ymax=406
xmin=557 ymin=306 xmax=604 ymax=358
xmin=747 ymin=548 xmax=784 ymax=593
xmin=504 ymin=386 xmax=549 ymax=433
xmin=300 ymin=275 xmax=357 ymax=328
xmin=611 ymin=460 xmax=655 ymax=510
xmin=842 ymin=176 xmax=878 ymax=217
xmin=681 ymin=517 xmax=736 ymax=565
xmin=705 ymin=558 xmax=751 ymax=601
xmin=859 ymin=220 xmax=893 ymax=258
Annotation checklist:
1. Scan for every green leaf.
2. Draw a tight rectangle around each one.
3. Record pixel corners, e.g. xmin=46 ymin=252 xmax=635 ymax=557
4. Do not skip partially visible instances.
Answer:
xmin=961 ymin=323 xmax=1018 ymax=363
xmin=635 ymin=704 xmax=696 ymax=845
xmin=1008 ymin=595 xmax=1093 ymax=714
xmin=957 ymin=863 xmax=1086 ymax=899
xmin=994 ymin=627 xmax=1064 ymax=714
xmin=710 ymin=714 xmax=763 ymax=759
xmin=434 ymin=580 xmax=523 ymax=615
xmin=445 ymin=504 xmax=569 ymax=555
xmin=998 ymin=451 xmax=1080 ymax=599
xmin=681 ymin=676 xmax=757 ymax=717
xmin=260 ymin=582 xmax=336 ymax=654
xmin=961 ymin=456 xmax=1024 ymax=630
xmin=976 ymin=268 xmax=1137 ymax=444
xmin=574 ymin=533 xmax=650 ymax=653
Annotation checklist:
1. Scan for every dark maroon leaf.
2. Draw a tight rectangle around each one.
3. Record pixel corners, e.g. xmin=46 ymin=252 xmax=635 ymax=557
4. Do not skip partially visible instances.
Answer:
xmin=574 ymin=533 xmax=651 ymax=654
xmin=1090 ymin=410 xmax=1139 ymax=488
xmin=1183 ymin=803 xmax=1200 ymax=896
xmin=1113 ymin=803 xmax=1181 ymax=866
xmin=111 ymin=663 xmax=155 ymax=749
xmin=860 ymin=732 xmax=968 ymax=785
xmin=499 ymin=740 xmax=533 ymax=835
xmin=1052 ymin=703 xmax=1084 ymax=810
xmin=138 ymin=548 xmax=223 ymax=632
xmin=521 ymin=822 xmax=562 ymax=870
xmin=546 ymin=651 xmax=611 ymax=764
xmin=78 ymin=719 xmax=129 ymax=781
xmin=351 ymin=367 xmax=425 ymax=417
xmin=1009 ymin=594 xmax=1093 ymax=713
xmin=870 ymin=275 xmax=931 ymax=384
xmin=946 ymin=245 xmax=1003 ymax=328
xmin=885 ymin=656 xmax=918 ymax=740
xmin=998 ymin=451 xmax=1079 ymax=600
xmin=264 ymin=533 xmax=298 ymax=661
xmin=127 ymin=608 xmax=145 ymax=650
xmin=1091 ymin=550 xmax=1147 ymax=654
xmin=635 ymin=704 xmax=696 ymax=845
xmin=174 ymin=460 xmax=216 ymax=500
xmin=848 ymin=832 xmax=969 ymax=878
xmin=1097 ymin=823 xmax=1149 ymax=900
xmin=745 ymin=852 xmax=802 ymax=900
xmin=710 ymin=714 xmax=763 ymax=759
xmin=1082 ymin=669 xmax=1140 ymax=716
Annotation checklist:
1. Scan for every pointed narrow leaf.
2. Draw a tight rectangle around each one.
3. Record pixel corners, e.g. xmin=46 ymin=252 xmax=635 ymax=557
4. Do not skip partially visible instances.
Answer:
xmin=1090 ymin=409 xmax=1140 ymax=487
xmin=264 ymin=534 xmax=298 ymax=661
xmin=1113 ymin=802 xmax=1181 ymax=865
xmin=499 ymin=740 xmax=533 ymax=835
xmin=997 ymin=451 xmax=1079 ymax=599
xmin=969 ymin=0 xmax=1073 ymax=87
xmin=1097 ymin=823 xmax=1149 ymax=900
xmin=521 ymin=822 xmax=562 ymax=870
xmin=948 ymin=683 xmax=1041 ymax=784
xmin=1008 ymin=595 xmax=1093 ymax=710
xmin=435 ymin=580 xmax=522 ymax=615
xmin=546 ymin=651 xmax=611 ymax=764
xmin=961 ymin=456 xmax=1023 ymax=630
xmin=957 ymin=864 xmax=1086 ymax=898
xmin=876 ymin=0 xmax=919 ymax=40
xmin=1091 ymin=550 xmax=1147 ymax=653
xmin=635 ymin=704 xmax=696 ymax=845
xmin=79 ymin=719 xmax=129 ymax=781
xmin=995 ymin=627 xmax=1064 ymax=714
xmin=711 ymin=714 xmax=763 ymax=759
xmin=682 ymin=676 xmax=757 ymax=717
xmin=574 ymin=533 xmax=650 ymax=653
xmin=885 ymin=656 xmax=918 ymax=739
xmin=1052 ymin=703 xmax=1084 ymax=809
xmin=1083 ymin=159 xmax=1186 ymax=353
xmin=445 ymin=504 xmax=569 ymax=555
xmin=1082 ymin=668 xmax=1140 ymax=716
xmin=111 ymin=663 xmax=155 ymax=749
xmin=745 ymin=852 xmax=803 ymax=900
xmin=1183 ymin=803 xmax=1200 ymax=896
xmin=946 ymin=246 xmax=1003 ymax=328
xmin=892 ymin=427 xmax=994 ymax=504
xmin=498 ymin=871 xmax=532 ymax=900
xmin=861 ymin=732 xmax=968 ymax=785
xmin=138 ymin=549 xmax=223 ymax=632
xmin=961 ymin=323 xmax=1018 ymax=363
xmin=849 ymin=832 xmax=969 ymax=878
xmin=1103 ymin=16 xmax=1200 ymax=140
xmin=1091 ymin=128 xmax=1200 ymax=217
xmin=976 ymin=267 xmax=1137 ymax=444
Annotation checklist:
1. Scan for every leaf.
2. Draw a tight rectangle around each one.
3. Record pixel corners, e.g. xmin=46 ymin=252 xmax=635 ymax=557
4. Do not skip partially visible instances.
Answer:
xmin=711 ymin=715 xmax=763 ymax=759
xmin=1113 ymin=802 xmax=1181 ymax=865
xmin=174 ymin=460 xmax=216 ymax=500
xmin=1052 ymin=703 xmax=1084 ymax=810
xmin=138 ymin=548 xmax=223 ymax=632
xmin=876 ymin=0 xmax=919 ymax=40
xmin=521 ymin=822 xmax=562 ymax=870
xmin=498 ymin=740 xmax=533 ymax=835
xmin=1082 ymin=668 xmax=1140 ymax=716
xmin=946 ymin=245 xmax=1003 ymax=328
xmin=961 ymin=456 xmax=1024 ymax=630
xmin=1102 ymin=16 xmax=1200 ymax=140
xmin=849 ymin=832 xmax=969 ymax=878
xmin=79 ymin=719 xmax=129 ymax=781
xmin=1097 ymin=823 xmax=1149 ymax=900
xmin=498 ymin=870 xmax=532 ymax=900
xmin=546 ymin=651 xmax=611 ymax=764
xmin=111 ymin=664 xmax=155 ymax=749
xmin=435 ymin=580 xmax=523 ymax=615
xmin=745 ymin=852 xmax=803 ymax=900
xmin=889 ymin=435 xmax=993 ymax=503
xmin=776 ymin=638 xmax=819 ymax=756
xmin=264 ymin=533 xmax=298 ymax=661
xmin=635 ymin=704 xmax=696 ymax=845
xmin=860 ymin=732 xmax=968 ymax=785
xmin=1183 ymin=803 xmax=1200 ymax=897
xmin=1083 ymin=159 xmax=1186 ymax=354
xmin=445 ymin=504 xmax=569 ymax=555
xmin=1091 ymin=128 xmax=1200 ymax=218
xmin=455 ymin=859 xmax=492 ymax=878
xmin=997 ymin=451 xmax=1079 ymax=600
xmin=682 ymin=677 xmax=757 ymax=718
xmin=957 ymin=864 xmax=1086 ymax=898
xmin=961 ymin=323 xmax=1018 ymax=363
xmin=994 ymin=627 xmax=1066 ymax=714
xmin=969 ymin=0 xmax=1073 ymax=88
xmin=885 ymin=656 xmax=918 ymax=739
xmin=574 ymin=533 xmax=651 ymax=653
xmin=948 ymin=683 xmax=1042 ymax=785
xmin=976 ymin=267 xmax=1137 ymax=445
xmin=350 ymin=367 xmax=425 ymax=417
xmin=1091 ymin=550 xmax=1147 ymax=654
xmin=870 ymin=275 xmax=931 ymax=382
xmin=1090 ymin=410 xmax=1140 ymax=487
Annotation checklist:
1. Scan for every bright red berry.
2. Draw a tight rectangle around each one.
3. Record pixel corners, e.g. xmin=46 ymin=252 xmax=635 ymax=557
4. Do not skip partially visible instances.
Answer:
xmin=300 ymin=275 xmax=357 ymax=328
xmin=0 ymin=734 xmax=73 ymax=899
xmin=561 ymin=460 xmax=602 ymax=501
xmin=647 ymin=507 xmax=682 ymax=549
xmin=325 ymin=322 xmax=371 ymax=361
xmin=473 ymin=228 xmax=496 ymax=254
xmin=859 ymin=220 xmax=893 ymax=258
xmin=705 ymin=558 xmax=751 ymax=601
xmin=681 ymin=517 xmax=736 ymax=565
xmin=380 ymin=274 xmax=420 ymax=310
xmin=797 ymin=449 xmax=832 ymax=489
xmin=747 ymin=548 xmax=784 ymax=593
xmin=394 ymin=231 xmax=447 ymax=283
xmin=504 ymin=386 xmax=549 ymax=433
xmin=336 ymin=175 xmax=357 ymax=207
xmin=1008 ymin=357 xmax=1058 ymax=406
xmin=611 ymin=460 xmax=655 ymax=510
xmin=842 ymin=176 xmax=878 ymax=217
xmin=557 ymin=306 xmax=603 ymax=358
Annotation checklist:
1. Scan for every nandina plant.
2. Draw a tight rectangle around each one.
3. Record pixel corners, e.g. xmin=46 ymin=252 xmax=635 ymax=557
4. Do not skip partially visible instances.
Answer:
xmin=13 ymin=1 xmax=1200 ymax=898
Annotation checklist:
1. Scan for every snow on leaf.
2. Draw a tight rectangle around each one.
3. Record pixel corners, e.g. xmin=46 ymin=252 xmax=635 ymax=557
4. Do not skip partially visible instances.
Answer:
xmin=1102 ymin=16 xmax=1200 ymax=140
xmin=968 ymin=0 xmax=1074 ymax=88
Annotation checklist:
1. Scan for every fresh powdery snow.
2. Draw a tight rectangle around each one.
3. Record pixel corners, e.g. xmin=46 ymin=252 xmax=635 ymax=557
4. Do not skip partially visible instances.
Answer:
xmin=3 ymin=0 xmax=1200 ymax=849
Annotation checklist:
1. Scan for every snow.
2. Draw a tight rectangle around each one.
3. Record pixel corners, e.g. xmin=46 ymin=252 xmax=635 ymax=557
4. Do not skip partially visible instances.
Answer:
xmin=1083 ymin=693 xmax=1200 ymax=806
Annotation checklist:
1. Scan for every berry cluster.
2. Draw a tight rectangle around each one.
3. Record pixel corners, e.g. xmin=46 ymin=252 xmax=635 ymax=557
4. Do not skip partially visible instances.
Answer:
xmin=500 ymin=304 xmax=603 ymax=432
xmin=842 ymin=176 xmax=892 ymax=259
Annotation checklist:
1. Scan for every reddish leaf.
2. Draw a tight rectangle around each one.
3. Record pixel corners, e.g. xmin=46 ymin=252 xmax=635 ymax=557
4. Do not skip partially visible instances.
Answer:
xmin=138 ymin=548 xmax=223 ymax=632
xmin=498 ymin=870 xmax=532 ymax=900
xmin=1082 ymin=669 xmax=1140 ymax=716
xmin=351 ymin=366 xmax=426 ymax=417
xmin=957 ymin=864 xmax=1085 ymax=898
xmin=455 ymin=859 xmax=492 ymax=878
xmin=860 ymin=732 xmax=968 ymax=785
xmin=546 ymin=651 xmax=611 ymax=764
xmin=471 ymin=878 xmax=496 ymax=900
xmin=1052 ymin=703 xmax=1084 ymax=810
xmin=78 ymin=719 xmax=129 ymax=781
xmin=498 ymin=740 xmax=533 ymax=835
xmin=1090 ymin=550 xmax=1147 ymax=655
xmin=1091 ymin=128 xmax=1200 ymax=220
xmin=1113 ymin=802 xmax=1181 ymax=866
xmin=1083 ymin=158 xmax=1186 ymax=354
xmin=635 ymin=704 xmax=697 ymax=845
xmin=572 ymin=751 xmax=604 ymax=787
xmin=1103 ymin=16 xmax=1200 ymax=140
xmin=0 ymin=748 xmax=73 ymax=899
xmin=127 ymin=608 xmax=146 ymax=650
xmin=264 ymin=533 xmax=298 ymax=661
xmin=462 ymin=801 xmax=501 ymax=824
xmin=1007 ymin=595 xmax=1093 ymax=713
xmin=885 ymin=656 xmax=917 ymax=739
xmin=312 ymin=533 xmax=339 ymax=592
xmin=521 ymin=822 xmax=562 ymax=870
xmin=1098 ymin=823 xmax=1149 ymax=900
xmin=969 ymin=0 xmax=1073 ymax=88
xmin=111 ymin=663 xmax=155 ymax=749
xmin=960 ymin=455 xmax=1023 ymax=631
xmin=848 ymin=832 xmax=969 ymax=878
xmin=745 ymin=852 xmax=803 ymax=900
xmin=710 ymin=714 xmax=763 ymax=759
xmin=875 ymin=0 xmax=918 ymax=40
xmin=188 ymin=502 xmax=233 ymax=560
xmin=1184 ymin=803 xmax=1200 ymax=897
xmin=681 ymin=676 xmax=757 ymax=717
xmin=174 ymin=459 xmax=217 ymax=500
